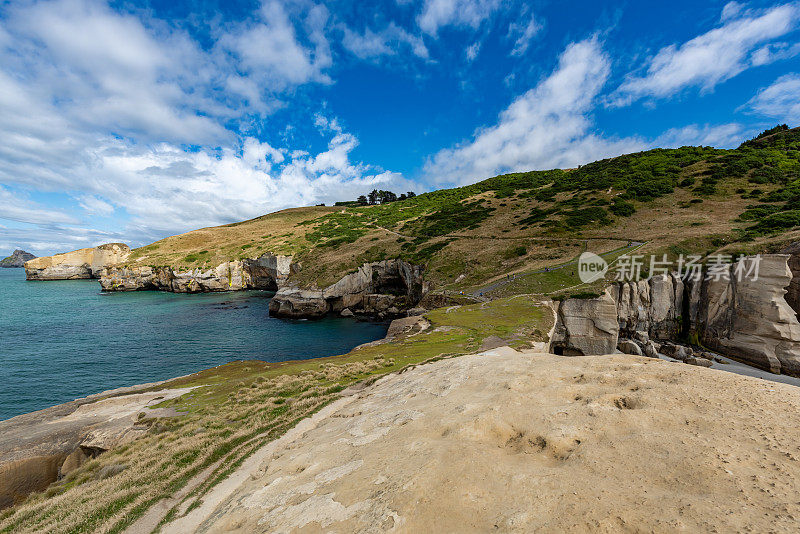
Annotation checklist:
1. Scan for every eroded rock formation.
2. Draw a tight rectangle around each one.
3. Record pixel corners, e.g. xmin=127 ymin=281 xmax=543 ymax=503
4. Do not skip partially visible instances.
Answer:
xmin=550 ymin=290 xmax=618 ymax=356
xmin=0 ymin=385 xmax=191 ymax=510
xmin=99 ymin=254 xmax=294 ymax=293
xmin=269 ymin=259 xmax=427 ymax=319
xmin=690 ymin=255 xmax=800 ymax=375
xmin=25 ymin=243 xmax=130 ymax=280
xmin=552 ymin=254 xmax=800 ymax=376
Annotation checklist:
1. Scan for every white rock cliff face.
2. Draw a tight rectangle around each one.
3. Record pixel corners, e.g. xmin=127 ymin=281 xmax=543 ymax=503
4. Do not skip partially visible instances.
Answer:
xmin=691 ymin=255 xmax=800 ymax=375
xmin=24 ymin=244 xmax=130 ymax=280
xmin=552 ymin=254 xmax=800 ymax=376
xmin=99 ymin=254 xmax=294 ymax=293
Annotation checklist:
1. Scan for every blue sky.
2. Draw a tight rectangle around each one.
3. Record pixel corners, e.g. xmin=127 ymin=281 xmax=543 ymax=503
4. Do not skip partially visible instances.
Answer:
xmin=1 ymin=0 xmax=800 ymax=255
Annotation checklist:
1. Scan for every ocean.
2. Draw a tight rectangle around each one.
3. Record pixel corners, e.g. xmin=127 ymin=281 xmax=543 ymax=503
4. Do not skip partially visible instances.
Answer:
xmin=0 ymin=268 xmax=387 ymax=421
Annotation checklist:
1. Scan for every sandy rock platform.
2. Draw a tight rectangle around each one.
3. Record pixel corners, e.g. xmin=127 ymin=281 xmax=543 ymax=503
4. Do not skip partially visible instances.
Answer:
xmin=181 ymin=348 xmax=800 ymax=533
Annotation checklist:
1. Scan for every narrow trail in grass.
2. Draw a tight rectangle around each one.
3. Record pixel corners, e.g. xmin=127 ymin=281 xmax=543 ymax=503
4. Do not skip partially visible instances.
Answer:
xmin=471 ymin=241 xmax=645 ymax=297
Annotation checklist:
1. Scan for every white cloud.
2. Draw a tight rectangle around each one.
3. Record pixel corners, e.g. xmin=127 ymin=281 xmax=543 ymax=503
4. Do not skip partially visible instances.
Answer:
xmin=0 ymin=0 xmax=421 ymax=254
xmin=0 ymin=187 xmax=80 ymax=226
xmin=721 ymin=1 xmax=744 ymax=21
xmin=653 ymin=123 xmax=747 ymax=148
xmin=220 ymin=1 xmax=332 ymax=93
xmin=612 ymin=3 xmax=800 ymax=106
xmin=341 ymin=22 xmax=429 ymax=60
xmin=508 ymin=12 xmax=541 ymax=56
xmin=747 ymin=73 xmax=800 ymax=123
xmin=465 ymin=41 xmax=481 ymax=61
xmin=77 ymin=195 xmax=115 ymax=217
xmin=417 ymin=0 xmax=501 ymax=35
xmin=424 ymin=37 xmax=646 ymax=185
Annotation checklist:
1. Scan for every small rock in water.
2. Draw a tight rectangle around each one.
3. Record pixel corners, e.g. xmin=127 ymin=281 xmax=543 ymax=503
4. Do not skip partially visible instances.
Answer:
xmin=618 ymin=340 xmax=643 ymax=356
xmin=340 ymin=308 xmax=354 ymax=317
xmin=685 ymin=356 xmax=712 ymax=368
xmin=643 ymin=341 xmax=660 ymax=359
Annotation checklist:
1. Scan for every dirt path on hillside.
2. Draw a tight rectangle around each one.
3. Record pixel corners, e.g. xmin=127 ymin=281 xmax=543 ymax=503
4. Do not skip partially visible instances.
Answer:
xmin=159 ymin=348 xmax=800 ymax=533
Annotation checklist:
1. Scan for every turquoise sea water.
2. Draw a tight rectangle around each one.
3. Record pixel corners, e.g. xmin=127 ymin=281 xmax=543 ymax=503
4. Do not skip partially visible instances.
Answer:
xmin=0 ymin=268 xmax=387 ymax=421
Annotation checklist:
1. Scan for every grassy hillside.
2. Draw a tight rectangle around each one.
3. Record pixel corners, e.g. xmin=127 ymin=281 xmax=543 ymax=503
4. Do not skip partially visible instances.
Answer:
xmin=126 ymin=125 xmax=800 ymax=296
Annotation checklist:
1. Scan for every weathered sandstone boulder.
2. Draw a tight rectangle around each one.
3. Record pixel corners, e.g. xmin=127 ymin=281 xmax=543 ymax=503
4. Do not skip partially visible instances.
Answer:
xmin=550 ymin=289 xmax=619 ymax=356
xmin=25 ymin=243 xmax=130 ymax=280
xmin=613 ymin=273 xmax=683 ymax=340
xmin=617 ymin=339 xmax=642 ymax=356
xmin=267 ymin=288 xmax=329 ymax=319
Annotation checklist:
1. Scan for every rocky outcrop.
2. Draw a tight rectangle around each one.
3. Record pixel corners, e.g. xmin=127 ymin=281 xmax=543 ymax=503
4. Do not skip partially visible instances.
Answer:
xmin=269 ymin=259 xmax=428 ymax=319
xmin=0 ymin=384 xmax=191 ymax=510
xmin=550 ymin=289 xmax=619 ymax=356
xmin=0 ymin=249 xmax=35 ymax=268
xmin=25 ymin=243 xmax=130 ymax=280
xmin=99 ymin=253 xmax=294 ymax=293
xmin=780 ymin=241 xmax=800 ymax=319
xmin=690 ymin=255 xmax=800 ymax=375
xmin=551 ymin=254 xmax=800 ymax=376
xmin=612 ymin=273 xmax=685 ymax=340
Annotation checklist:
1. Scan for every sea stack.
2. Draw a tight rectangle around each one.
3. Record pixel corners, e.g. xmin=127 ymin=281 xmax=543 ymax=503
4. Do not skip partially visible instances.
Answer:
xmin=0 ymin=250 xmax=36 ymax=268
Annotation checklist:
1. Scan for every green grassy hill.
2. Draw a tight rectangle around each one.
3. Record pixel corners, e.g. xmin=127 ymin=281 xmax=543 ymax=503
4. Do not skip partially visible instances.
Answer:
xmin=127 ymin=125 xmax=800 ymax=297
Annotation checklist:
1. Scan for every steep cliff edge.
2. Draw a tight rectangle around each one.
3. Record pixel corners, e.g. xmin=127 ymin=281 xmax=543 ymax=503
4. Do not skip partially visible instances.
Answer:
xmin=0 ymin=250 xmax=35 ymax=268
xmin=551 ymin=254 xmax=800 ymax=376
xmin=24 ymin=243 xmax=130 ymax=280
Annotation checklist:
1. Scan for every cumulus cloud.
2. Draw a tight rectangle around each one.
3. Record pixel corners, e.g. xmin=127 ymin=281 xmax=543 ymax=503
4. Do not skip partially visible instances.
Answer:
xmin=0 ymin=0 xmax=420 ymax=254
xmin=424 ymin=37 xmax=646 ymax=185
xmin=417 ymin=0 xmax=501 ymax=35
xmin=612 ymin=3 xmax=800 ymax=106
xmin=747 ymin=73 xmax=800 ymax=123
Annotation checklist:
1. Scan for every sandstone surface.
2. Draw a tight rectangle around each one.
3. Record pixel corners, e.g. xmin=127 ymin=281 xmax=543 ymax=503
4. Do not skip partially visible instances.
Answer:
xmin=0 ymin=384 xmax=192 ymax=510
xmin=555 ymin=254 xmax=800 ymax=376
xmin=99 ymin=254 xmax=294 ymax=293
xmin=165 ymin=349 xmax=800 ymax=533
xmin=25 ymin=243 xmax=130 ymax=280
xmin=550 ymin=289 xmax=618 ymax=355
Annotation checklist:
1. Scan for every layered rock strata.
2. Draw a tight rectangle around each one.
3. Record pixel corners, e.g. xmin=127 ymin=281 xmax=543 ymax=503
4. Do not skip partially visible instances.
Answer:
xmin=25 ymin=243 xmax=130 ymax=280
xmin=269 ymin=259 xmax=427 ymax=319
xmin=551 ymin=253 xmax=800 ymax=376
xmin=99 ymin=254 xmax=294 ymax=293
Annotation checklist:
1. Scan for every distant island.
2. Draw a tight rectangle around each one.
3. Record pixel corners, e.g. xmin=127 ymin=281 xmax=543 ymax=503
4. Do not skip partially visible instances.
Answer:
xmin=0 ymin=250 xmax=35 ymax=268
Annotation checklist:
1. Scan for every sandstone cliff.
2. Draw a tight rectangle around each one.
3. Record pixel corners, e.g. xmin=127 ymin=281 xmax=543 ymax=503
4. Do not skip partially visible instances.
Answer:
xmin=551 ymin=253 xmax=800 ymax=376
xmin=268 ymin=259 xmax=428 ymax=319
xmin=99 ymin=253 xmax=294 ymax=293
xmin=0 ymin=249 xmax=35 ymax=268
xmin=24 ymin=243 xmax=130 ymax=280
xmin=0 ymin=383 xmax=192 ymax=510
